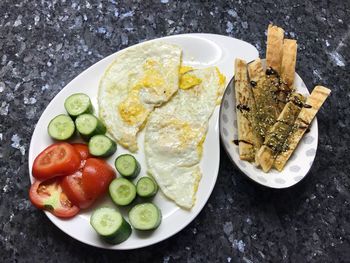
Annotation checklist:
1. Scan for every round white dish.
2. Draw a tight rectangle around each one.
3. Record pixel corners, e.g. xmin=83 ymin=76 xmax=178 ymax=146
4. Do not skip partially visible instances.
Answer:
xmin=28 ymin=34 xmax=259 ymax=249
xmin=219 ymin=60 xmax=318 ymax=189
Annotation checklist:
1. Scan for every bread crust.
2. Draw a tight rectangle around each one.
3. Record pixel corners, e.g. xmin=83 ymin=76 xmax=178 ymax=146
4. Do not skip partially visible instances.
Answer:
xmin=274 ymin=86 xmax=331 ymax=171
xmin=234 ymin=59 xmax=262 ymax=161
xmin=266 ymin=24 xmax=285 ymax=74
xmin=256 ymin=93 xmax=305 ymax=172
xmin=247 ymin=58 xmax=265 ymax=82
xmin=281 ymin=39 xmax=297 ymax=88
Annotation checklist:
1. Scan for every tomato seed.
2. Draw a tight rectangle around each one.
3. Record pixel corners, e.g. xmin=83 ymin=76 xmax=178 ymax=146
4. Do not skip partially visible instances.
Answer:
xmin=60 ymin=192 xmax=72 ymax=208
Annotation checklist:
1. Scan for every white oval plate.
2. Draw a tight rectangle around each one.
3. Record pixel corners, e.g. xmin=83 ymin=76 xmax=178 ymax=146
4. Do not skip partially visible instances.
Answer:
xmin=219 ymin=60 xmax=318 ymax=189
xmin=28 ymin=34 xmax=259 ymax=249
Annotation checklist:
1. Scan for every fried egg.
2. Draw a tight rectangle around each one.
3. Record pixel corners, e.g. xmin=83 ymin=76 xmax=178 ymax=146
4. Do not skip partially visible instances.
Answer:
xmin=98 ymin=42 xmax=182 ymax=152
xmin=144 ymin=67 xmax=226 ymax=209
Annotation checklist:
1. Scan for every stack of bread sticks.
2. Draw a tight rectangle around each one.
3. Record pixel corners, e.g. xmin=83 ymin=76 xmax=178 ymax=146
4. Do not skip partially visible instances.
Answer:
xmin=234 ymin=24 xmax=331 ymax=172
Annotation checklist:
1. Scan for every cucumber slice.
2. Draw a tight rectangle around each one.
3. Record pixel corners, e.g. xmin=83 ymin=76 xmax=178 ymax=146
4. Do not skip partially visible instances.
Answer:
xmin=75 ymin=114 xmax=106 ymax=140
xmin=115 ymin=154 xmax=140 ymax=179
xmin=64 ymin=93 xmax=93 ymax=118
xmin=136 ymin=177 xmax=158 ymax=197
xmin=90 ymin=207 xmax=131 ymax=244
xmin=109 ymin=178 xmax=136 ymax=206
xmin=48 ymin=114 xmax=75 ymax=140
xmin=88 ymin=134 xmax=116 ymax=157
xmin=129 ymin=203 xmax=162 ymax=230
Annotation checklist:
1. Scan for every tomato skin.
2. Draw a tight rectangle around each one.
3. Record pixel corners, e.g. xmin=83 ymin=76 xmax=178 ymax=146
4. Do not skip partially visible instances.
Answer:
xmin=82 ymin=158 xmax=116 ymax=199
xmin=61 ymin=170 xmax=94 ymax=209
xmin=32 ymin=143 xmax=81 ymax=180
xmin=29 ymin=178 xmax=80 ymax=218
xmin=61 ymin=144 xmax=94 ymax=208
xmin=71 ymin=143 xmax=91 ymax=161
xmin=29 ymin=181 xmax=45 ymax=210
xmin=71 ymin=143 xmax=91 ymax=170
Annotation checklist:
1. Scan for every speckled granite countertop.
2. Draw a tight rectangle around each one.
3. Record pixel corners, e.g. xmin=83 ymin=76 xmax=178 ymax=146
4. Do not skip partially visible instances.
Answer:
xmin=1 ymin=0 xmax=349 ymax=262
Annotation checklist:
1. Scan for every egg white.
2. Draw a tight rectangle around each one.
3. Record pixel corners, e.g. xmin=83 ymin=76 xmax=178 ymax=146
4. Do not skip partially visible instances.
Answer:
xmin=98 ymin=41 xmax=182 ymax=152
xmin=144 ymin=67 xmax=226 ymax=209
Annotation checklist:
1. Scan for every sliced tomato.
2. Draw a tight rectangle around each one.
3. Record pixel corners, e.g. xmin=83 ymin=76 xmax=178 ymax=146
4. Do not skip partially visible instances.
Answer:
xmin=71 ymin=143 xmax=91 ymax=161
xmin=61 ymin=170 xmax=94 ymax=209
xmin=82 ymin=158 xmax=116 ymax=199
xmin=61 ymin=143 xmax=94 ymax=208
xmin=71 ymin=143 xmax=91 ymax=169
xmin=29 ymin=178 xmax=80 ymax=218
xmin=32 ymin=143 xmax=81 ymax=180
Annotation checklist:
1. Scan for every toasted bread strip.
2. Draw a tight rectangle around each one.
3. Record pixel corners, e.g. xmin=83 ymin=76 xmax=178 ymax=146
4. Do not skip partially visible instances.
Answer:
xmin=247 ymin=59 xmax=267 ymax=152
xmin=234 ymin=59 xmax=261 ymax=161
xmin=248 ymin=58 xmax=265 ymax=82
xmin=274 ymin=86 xmax=331 ymax=171
xmin=266 ymin=24 xmax=285 ymax=74
xmin=247 ymin=59 xmax=265 ymax=110
xmin=281 ymin=39 xmax=297 ymax=88
xmin=256 ymin=147 xmax=274 ymax=171
xmin=247 ymin=59 xmax=279 ymax=142
xmin=256 ymin=93 xmax=306 ymax=172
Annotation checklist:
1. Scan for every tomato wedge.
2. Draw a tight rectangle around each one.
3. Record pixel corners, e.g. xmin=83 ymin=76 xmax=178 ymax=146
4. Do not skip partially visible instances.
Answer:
xmin=82 ymin=158 xmax=116 ymax=199
xmin=32 ymin=143 xmax=81 ymax=180
xmin=71 ymin=143 xmax=91 ymax=161
xmin=29 ymin=178 xmax=80 ymax=218
xmin=61 ymin=170 xmax=94 ymax=209
xmin=61 ymin=143 xmax=94 ymax=208
xmin=71 ymin=143 xmax=91 ymax=169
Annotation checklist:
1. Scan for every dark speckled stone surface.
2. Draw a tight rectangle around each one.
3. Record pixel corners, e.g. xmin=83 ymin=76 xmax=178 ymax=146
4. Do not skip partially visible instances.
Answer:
xmin=1 ymin=0 xmax=349 ymax=262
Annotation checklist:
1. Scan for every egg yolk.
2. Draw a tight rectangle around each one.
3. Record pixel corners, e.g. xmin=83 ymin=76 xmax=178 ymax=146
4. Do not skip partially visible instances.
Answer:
xmin=215 ymin=67 xmax=226 ymax=104
xmin=179 ymin=123 xmax=197 ymax=145
xmin=179 ymin=66 xmax=194 ymax=75
xmin=134 ymin=60 xmax=165 ymax=94
xmin=215 ymin=67 xmax=226 ymax=86
xmin=164 ymin=119 xmax=200 ymax=150
xmin=179 ymin=74 xmax=202 ymax=90
xmin=119 ymin=59 xmax=167 ymax=125
xmin=196 ymin=134 xmax=206 ymax=157
xmin=118 ymin=93 xmax=148 ymax=125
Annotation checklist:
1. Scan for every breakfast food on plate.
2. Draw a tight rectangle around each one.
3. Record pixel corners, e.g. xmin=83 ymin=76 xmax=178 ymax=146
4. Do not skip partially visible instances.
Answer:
xmin=30 ymin=38 xmax=229 ymax=246
xmin=75 ymin=113 xmax=107 ymax=141
xmin=98 ymin=41 xmax=182 ymax=152
xmin=90 ymin=202 xmax=162 ymax=245
xmin=256 ymin=93 xmax=306 ymax=172
xmin=109 ymin=178 xmax=137 ymax=206
xmin=90 ymin=207 xmax=132 ymax=245
xmin=136 ymin=177 xmax=158 ymax=198
xmin=144 ymin=67 xmax=225 ymax=209
xmin=98 ymin=43 xmax=226 ymax=210
xmin=281 ymin=39 xmax=297 ymax=87
xmin=48 ymin=114 xmax=76 ymax=141
xmin=29 ymin=142 xmax=116 ymax=216
xmin=30 ymin=39 xmax=225 ymax=245
xmin=115 ymin=154 xmax=141 ymax=179
xmin=32 ymin=142 xmax=82 ymax=180
xmin=266 ymin=24 xmax=284 ymax=74
xmin=88 ymin=134 xmax=117 ymax=157
xmin=234 ymin=24 xmax=331 ymax=172
xmin=30 ymin=93 xmax=120 ymax=216
xmin=29 ymin=178 xmax=81 ymax=218
xmin=246 ymin=25 xmax=297 ymax=141
xmin=274 ymin=86 xmax=331 ymax=171
xmin=129 ymin=203 xmax=162 ymax=230
xmin=234 ymin=59 xmax=262 ymax=161
xmin=64 ymin=93 xmax=93 ymax=118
